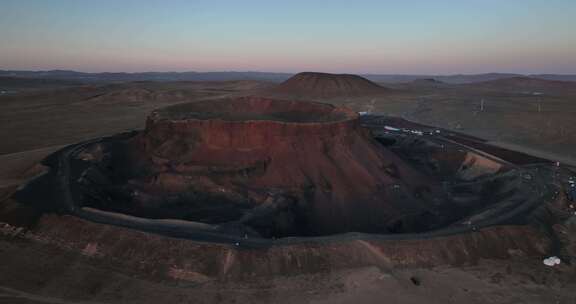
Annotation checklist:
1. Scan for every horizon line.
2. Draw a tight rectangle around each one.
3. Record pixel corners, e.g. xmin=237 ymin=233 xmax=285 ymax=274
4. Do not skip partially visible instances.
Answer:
xmin=1 ymin=68 xmax=575 ymax=76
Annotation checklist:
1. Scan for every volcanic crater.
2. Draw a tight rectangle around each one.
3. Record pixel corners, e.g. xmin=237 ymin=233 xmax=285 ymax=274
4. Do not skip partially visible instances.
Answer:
xmin=12 ymin=96 xmax=561 ymax=245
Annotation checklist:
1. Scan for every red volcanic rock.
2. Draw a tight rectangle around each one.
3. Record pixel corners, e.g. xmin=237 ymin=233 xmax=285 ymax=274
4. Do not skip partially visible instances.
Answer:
xmin=265 ymin=72 xmax=390 ymax=99
xmin=127 ymin=96 xmax=442 ymax=236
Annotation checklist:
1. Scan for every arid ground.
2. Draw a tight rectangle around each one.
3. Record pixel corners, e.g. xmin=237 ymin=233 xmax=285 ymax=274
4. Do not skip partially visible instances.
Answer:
xmin=0 ymin=74 xmax=575 ymax=303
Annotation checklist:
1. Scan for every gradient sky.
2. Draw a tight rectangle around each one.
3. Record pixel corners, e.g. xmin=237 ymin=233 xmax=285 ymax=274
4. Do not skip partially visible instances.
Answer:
xmin=1 ymin=0 xmax=575 ymax=74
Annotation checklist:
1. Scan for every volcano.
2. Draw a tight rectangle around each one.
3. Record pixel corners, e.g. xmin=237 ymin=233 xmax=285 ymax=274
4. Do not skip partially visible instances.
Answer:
xmin=264 ymin=72 xmax=390 ymax=99
xmin=11 ymin=96 xmax=562 ymax=247
xmin=106 ymin=96 xmax=442 ymax=237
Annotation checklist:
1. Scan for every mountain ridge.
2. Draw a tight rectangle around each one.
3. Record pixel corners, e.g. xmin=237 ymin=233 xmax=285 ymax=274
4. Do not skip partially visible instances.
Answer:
xmin=1 ymin=69 xmax=576 ymax=84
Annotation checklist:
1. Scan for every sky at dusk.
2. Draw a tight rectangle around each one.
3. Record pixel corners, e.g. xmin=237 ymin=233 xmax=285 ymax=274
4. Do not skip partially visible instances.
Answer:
xmin=1 ymin=0 xmax=575 ymax=74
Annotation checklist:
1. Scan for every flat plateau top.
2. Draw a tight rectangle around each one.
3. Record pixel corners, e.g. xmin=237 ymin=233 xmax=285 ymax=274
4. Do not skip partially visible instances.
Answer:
xmin=153 ymin=97 xmax=357 ymax=123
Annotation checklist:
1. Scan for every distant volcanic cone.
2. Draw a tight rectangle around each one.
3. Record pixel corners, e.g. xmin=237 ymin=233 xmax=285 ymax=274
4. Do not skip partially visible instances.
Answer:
xmin=264 ymin=72 xmax=390 ymax=99
xmin=105 ymin=96 xmax=442 ymax=237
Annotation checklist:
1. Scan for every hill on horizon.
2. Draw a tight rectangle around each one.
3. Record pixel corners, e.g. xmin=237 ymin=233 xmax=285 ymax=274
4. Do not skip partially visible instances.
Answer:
xmin=467 ymin=76 xmax=576 ymax=95
xmin=2 ymin=69 xmax=576 ymax=84
xmin=260 ymin=72 xmax=391 ymax=99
